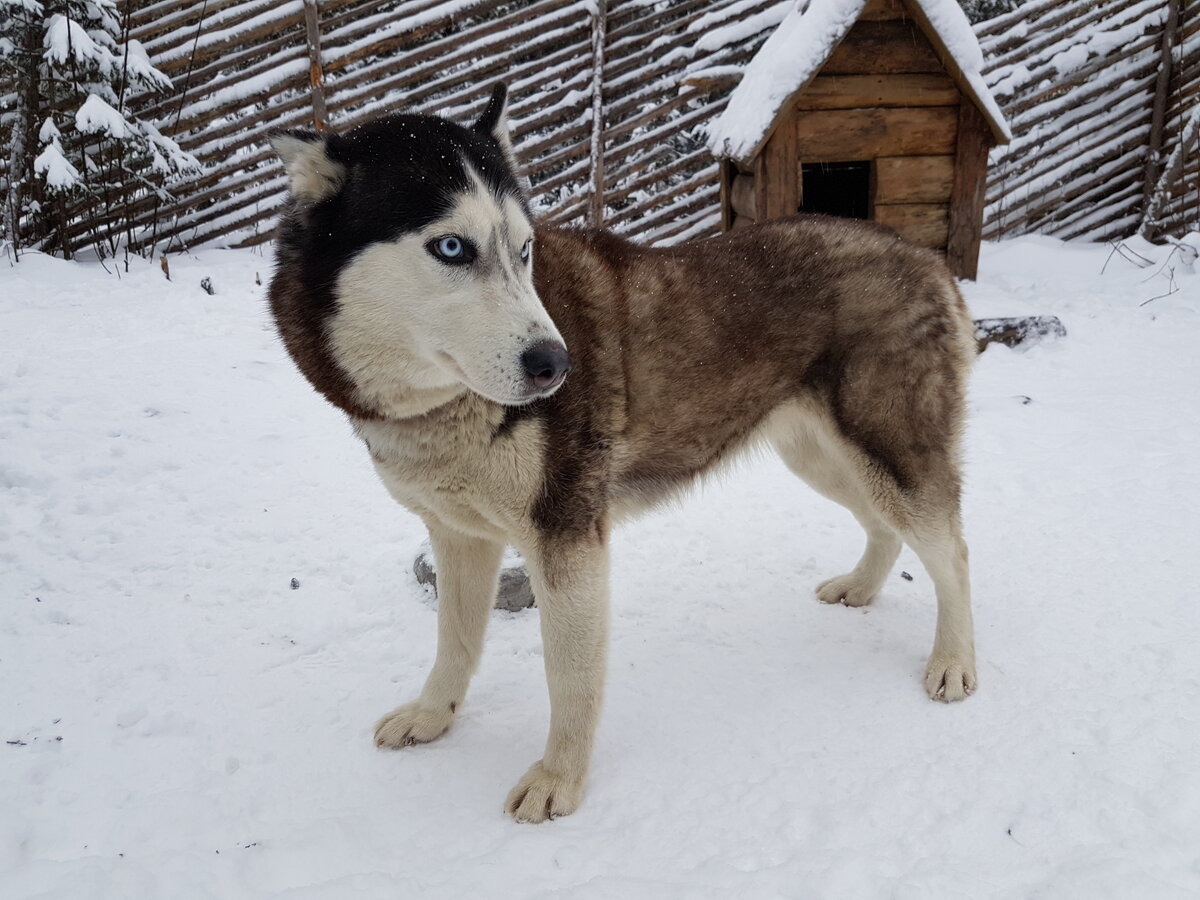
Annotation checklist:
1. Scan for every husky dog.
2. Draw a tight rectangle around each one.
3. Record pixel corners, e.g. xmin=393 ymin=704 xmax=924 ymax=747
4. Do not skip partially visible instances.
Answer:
xmin=268 ymin=84 xmax=978 ymax=823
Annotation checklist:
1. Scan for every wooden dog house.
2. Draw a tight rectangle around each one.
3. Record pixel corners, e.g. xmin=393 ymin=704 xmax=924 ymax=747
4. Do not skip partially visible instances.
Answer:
xmin=707 ymin=0 xmax=1011 ymax=279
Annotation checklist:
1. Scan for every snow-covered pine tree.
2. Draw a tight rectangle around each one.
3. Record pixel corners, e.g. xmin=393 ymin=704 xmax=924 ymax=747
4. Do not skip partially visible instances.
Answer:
xmin=1 ymin=0 xmax=198 ymax=260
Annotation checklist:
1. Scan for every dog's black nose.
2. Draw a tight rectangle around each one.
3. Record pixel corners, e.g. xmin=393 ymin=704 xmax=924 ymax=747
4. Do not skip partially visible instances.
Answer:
xmin=521 ymin=340 xmax=571 ymax=391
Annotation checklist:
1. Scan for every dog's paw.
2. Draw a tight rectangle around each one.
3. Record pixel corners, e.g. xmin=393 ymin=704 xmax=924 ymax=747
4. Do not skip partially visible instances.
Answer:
xmin=374 ymin=701 xmax=454 ymax=749
xmin=816 ymin=573 xmax=878 ymax=607
xmin=503 ymin=760 xmax=584 ymax=824
xmin=924 ymin=656 xmax=977 ymax=702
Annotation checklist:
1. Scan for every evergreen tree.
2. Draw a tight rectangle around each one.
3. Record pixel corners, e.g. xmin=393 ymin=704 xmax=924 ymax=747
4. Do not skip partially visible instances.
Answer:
xmin=1 ymin=0 xmax=198 ymax=260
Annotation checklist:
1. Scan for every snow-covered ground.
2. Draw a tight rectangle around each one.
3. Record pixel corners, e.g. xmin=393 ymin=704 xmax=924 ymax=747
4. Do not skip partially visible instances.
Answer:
xmin=2 ymin=235 xmax=1198 ymax=898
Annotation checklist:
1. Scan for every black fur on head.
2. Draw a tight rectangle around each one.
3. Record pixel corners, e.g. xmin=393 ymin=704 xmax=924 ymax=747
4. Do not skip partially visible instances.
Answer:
xmin=271 ymin=82 xmax=524 ymax=252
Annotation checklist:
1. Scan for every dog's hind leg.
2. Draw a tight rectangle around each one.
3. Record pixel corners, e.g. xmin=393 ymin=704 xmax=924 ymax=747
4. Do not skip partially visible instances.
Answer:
xmin=770 ymin=402 xmax=902 ymax=608
xmin=898 ymin=514 xmax=976 ymax=702
xmin=375 ymin=523 xmax=503 ymax=749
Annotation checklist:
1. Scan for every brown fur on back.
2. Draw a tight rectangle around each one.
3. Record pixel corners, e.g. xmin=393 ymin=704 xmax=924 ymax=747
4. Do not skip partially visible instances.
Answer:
xmin=515 ymin=215 xmax=975 ymax=536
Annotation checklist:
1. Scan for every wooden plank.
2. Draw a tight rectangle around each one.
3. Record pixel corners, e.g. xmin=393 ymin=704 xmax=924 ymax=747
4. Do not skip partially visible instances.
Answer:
xmin=730 ymin=173 xmax=757 ymax=220
xmin=874 ymin=203 xmax=949 ymax=248
xmin=875 ymin=155 xmax=955 ymax=204
xmin=822 ymin=20 xmax=943 ymax=76
xmin=795 ymin=106 xmax=959 ymax=161
xmin=860 ymin=0 xmax=906 ymax=20
xmin=947 ymin=102 xmax=991 ymax=279
xmin=753 ymin=121 xmax=798 ymax=219
xmin=793 ymin=74 xmax=959 ymax=110
xmin=732 ymin=214 xmax=755 ymax=231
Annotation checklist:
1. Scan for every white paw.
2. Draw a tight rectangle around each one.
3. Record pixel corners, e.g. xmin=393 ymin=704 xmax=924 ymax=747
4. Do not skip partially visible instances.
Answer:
xmin=924 ymin=656 xmax=977 ymax=702
xmin=374 ymin=701 xmax=455 ymax=749
xmin=816 ymin=573 xmax=879 ymax=607
xmin=504 ymin=760 xmax=584 ymax=824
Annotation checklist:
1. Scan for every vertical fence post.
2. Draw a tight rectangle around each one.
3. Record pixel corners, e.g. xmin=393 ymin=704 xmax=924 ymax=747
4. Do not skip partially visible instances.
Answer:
xmin=1142 ymin=0 xmax=1181 ymax=225
xmin=588 ymin=0 xmax=607 ymax=227
xmin=303 ymin=0 xmax=329 ymax=132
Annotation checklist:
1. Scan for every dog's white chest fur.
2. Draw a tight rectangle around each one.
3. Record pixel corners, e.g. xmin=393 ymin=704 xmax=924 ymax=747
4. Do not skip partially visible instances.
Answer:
xmin=354 ymin=396 xmax=544 ymax=543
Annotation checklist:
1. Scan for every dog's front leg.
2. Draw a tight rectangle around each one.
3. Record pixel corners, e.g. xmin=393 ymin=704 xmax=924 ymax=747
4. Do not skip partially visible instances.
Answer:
xmin=375 ymin=524 xmax=503 ymax=748
xmin=505 ymin=531 xmax=609 ymax=823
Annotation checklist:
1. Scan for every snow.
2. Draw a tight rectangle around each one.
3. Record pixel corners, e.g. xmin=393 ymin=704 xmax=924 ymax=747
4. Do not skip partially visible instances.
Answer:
xmin=122 ymin=39 xmax=172 ymax=93
xmin=692 ymin=0 xmax=792 ymax=52
xmin=37 ymin=117 xmax=60 ymax=143
xmin=75 ymin=93 xmax=130 ymax=139
xmin=43 ymin=13 xmax=109 ymax=76
xmin=2 ymin=236 xmax=1199 ymax=897
xmin=33 ymin=143 xmax=81 ymax=190
xmin=706 ymin=0 xmax=1011 ymax=162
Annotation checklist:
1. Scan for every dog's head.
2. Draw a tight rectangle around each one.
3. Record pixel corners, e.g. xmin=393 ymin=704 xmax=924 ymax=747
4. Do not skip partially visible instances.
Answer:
xmin=269 ymin=84 xmax=569 ymax=417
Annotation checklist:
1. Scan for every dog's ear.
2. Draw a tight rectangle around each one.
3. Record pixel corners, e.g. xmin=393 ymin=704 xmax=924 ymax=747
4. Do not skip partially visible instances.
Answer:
xmin=472 ymin=83 xmax=518 ymax=172
xmin=269 ymin=129 xmax=346 ymax=203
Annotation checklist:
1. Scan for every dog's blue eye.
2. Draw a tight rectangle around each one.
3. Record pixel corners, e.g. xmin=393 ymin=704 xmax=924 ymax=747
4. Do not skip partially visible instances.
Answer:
xmin=428 ymin=235 xmax=474 ymax=265
xmin=520 ymin=239 xmax=532 ymax=263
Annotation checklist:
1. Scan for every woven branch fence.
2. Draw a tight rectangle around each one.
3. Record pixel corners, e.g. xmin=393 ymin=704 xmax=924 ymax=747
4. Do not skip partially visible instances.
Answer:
xmin=977 ymin=0 xmax=1199 ymax=241
xmin=28 ymin=0 xmax=1200 ymax=252
xmin=108 ymin=0 xmax=781 ymax=253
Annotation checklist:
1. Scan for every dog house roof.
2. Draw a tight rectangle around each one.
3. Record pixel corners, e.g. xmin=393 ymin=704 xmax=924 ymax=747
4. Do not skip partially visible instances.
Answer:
xmin=706 ymin=0 xmax=1012 ymax=165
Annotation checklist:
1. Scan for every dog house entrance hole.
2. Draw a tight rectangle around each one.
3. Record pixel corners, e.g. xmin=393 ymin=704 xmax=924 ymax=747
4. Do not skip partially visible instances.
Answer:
xmin=800 ymin=161 xmax=872 ymax=220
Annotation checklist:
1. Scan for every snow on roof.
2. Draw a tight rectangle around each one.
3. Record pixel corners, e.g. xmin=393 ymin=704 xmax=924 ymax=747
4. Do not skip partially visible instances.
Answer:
xmin=707 ymin=0 xmax=1012 ymax=164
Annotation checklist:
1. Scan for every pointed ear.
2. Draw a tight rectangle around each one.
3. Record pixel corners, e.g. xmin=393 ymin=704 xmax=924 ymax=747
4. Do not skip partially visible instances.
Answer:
xmin=472 ymin=83 xmax=518 ymax=171
xmin=269 ymin=129 xmax=345 ymax=203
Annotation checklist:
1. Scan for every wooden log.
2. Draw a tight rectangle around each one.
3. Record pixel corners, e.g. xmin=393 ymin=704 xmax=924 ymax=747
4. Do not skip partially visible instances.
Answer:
xmin=875 ymin=155 xmax=955 ymax=204
xmin=731 ymin=214 xmax=755 ymax=231
xmin=302 ymin=0 xmax=328 ymax=132
xmin=795 ymin=106 xmax=959 ymax=161
xmin=974 ymin=316 xmax=1067 ymax=353
xmin=679 ymin=71 xmax=742 ymax=91
xmin=792 ymin=74 xmax=959 ymax=110
xmin=754 ymin=121 xmax=798 ymax=219
xmin=588 ymin=0 xmax=607 ymax=227
xmin=874 ymin=203 xmax=949 ymax=248
xmin=1142 ymin=0 xmax=1182 ymax=221
xmin=947 ymin=102 xmax=991 ymax=280
xmin=730 ymin=174 xmax=757 ymax=220
xmin=719 ymin=160 xmax=735 ymax=232
xmin=822 ymin=20 xmax=943 ymax=75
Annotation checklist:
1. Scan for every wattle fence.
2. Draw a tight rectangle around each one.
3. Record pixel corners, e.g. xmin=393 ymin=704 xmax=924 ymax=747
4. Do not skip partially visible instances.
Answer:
xmin=118 ymin=0 xmax=784 ymax=252
xmin=27 ymin=0 xmax=1200 ymax=253
xmin=976 ymin=0 xmax=1199 ymax=241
